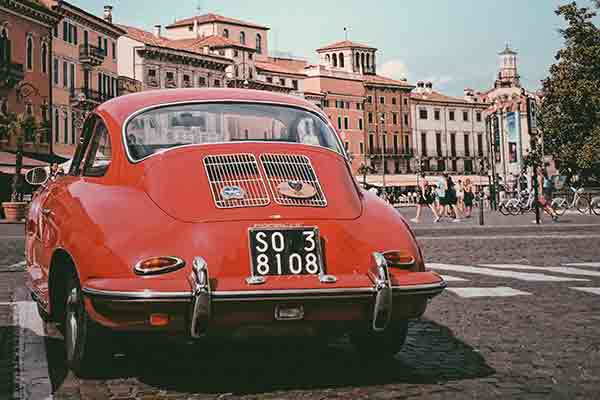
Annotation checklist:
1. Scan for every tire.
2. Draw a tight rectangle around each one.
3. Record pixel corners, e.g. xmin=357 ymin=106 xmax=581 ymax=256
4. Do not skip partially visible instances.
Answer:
xmin=63 ymin=273 xmax=112 ymax=377
xmin=499 ymin=202 xmax=510 ymax=216
xmin=507 ymin=200 xmax=521 ymax=216
xmin=591 ymin=198 xmax=600 ymax=216
xmin=575 ymin=197 xmax=590 ymax=214
xmin=553 ymin=199 xmax=568 ymax=216
xmin=351 ymin=321 xmax=409 ymax=359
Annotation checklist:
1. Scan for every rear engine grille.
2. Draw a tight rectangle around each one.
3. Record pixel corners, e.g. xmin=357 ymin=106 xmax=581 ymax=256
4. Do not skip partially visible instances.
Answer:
xmin=203 ymin=154 xmax=270 ymax=208
xmin=260 ymin=153 xmax=327 ymax=207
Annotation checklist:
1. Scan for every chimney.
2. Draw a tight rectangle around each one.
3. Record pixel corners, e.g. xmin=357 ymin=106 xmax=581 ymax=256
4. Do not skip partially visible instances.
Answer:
xmin=103 ymin=5 xmax=113 ymax=23
xmin=425 ymin=81 xmax=433 ymax=93
xmin=416 ymin=81 xmax=424 ymax=93
xmin=464 ymin=88 xmax=474 ymax=101
xmin=154 ymin=24 xmax=162 ymax=38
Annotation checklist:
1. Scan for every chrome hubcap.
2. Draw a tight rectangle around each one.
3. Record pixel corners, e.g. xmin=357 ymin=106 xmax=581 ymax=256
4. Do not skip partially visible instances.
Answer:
xmin=65 ymin=287 xmax=79 ymax=361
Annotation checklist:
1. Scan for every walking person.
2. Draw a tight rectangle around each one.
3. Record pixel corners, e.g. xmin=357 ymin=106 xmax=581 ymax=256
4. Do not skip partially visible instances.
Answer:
xmin=456 ymin=179 xmax=465 ymax=213
xmin=435 ymin=177 xmax=447 ymax=219
xmin=535 ymin=166 xmax=559 ymax=222
xmin=445 ymin=174 xmax=462 ymax=222
xmin=463 ymin=178 xmax=474 ymax=218
xmin=411 ymin=174 xmax=440 ymax=223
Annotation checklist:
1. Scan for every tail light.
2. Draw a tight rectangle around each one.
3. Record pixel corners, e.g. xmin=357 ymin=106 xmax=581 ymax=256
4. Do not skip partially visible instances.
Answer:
xmin=381 ymin=250 xmax=416 ymax=270
xmin=134 ymin=256 xmax=185 ymax=275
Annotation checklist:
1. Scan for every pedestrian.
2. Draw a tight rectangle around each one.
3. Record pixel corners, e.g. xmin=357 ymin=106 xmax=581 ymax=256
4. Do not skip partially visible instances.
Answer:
xmin=411 ymin=174 xmax=440 ymax=223
xmin=435 ymin=177 xmax=446 ymax=219
xmin=463 ymin=178 xmax=474 ymax=218
xmin=445 ymin=174 xmax=462 ymax=222
xmin=456 ymin=179 xmax=464 ymax=212
xmin=535 ymin=166 xmax=558 ymax=222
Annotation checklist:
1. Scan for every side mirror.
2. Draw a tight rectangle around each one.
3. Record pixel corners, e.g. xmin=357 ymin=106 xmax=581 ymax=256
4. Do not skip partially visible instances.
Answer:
xmin=25 ymin=167 xmax=49 ymax=186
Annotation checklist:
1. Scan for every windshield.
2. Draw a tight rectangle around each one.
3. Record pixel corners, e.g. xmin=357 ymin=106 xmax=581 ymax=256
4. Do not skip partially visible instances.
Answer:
xmin=124 ymin=102 xmax=343 ymax=161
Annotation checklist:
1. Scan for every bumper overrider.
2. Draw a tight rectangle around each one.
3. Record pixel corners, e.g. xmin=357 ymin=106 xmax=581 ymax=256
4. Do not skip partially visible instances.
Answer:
xmin=81 ymin=253 xmax=446 ymax=336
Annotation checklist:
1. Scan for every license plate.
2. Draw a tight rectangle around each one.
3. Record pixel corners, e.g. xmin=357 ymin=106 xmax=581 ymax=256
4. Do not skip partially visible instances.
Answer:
xmin=249 ymin=227 xmax=323 ymax=276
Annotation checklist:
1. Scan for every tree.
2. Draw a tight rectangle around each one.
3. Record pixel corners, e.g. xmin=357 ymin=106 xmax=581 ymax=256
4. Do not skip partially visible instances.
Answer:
xmin=537 ymin=3 xmax=600 ymax=183
xmin=0 ymin=112 xmax=37 ymax=201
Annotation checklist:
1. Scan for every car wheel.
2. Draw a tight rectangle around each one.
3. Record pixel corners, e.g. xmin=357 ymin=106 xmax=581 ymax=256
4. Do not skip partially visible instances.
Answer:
xmin=351 ymin=320 xmax=409 ymax=359
xmin=575 ymin=197 xmax=590 ymax=214
xmin=64 ymin=273 xmax=111 ymax=377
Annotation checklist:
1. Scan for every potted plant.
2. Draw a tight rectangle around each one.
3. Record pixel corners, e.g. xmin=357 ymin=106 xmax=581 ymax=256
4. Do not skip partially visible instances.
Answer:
xmin=1 ymin=112 xmax=36 ymax=221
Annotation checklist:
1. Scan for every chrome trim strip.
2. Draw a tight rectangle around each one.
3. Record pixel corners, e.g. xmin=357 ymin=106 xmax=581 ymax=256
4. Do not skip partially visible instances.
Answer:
xmin=190 ymin=256 xmax=211 ymax=338
xmin=121 ymin=99 xmax=348 ymax=164
xmin=212 ymin=294 xmax=373 ymax=302
xmin=391 ymin=281 xmax=447 ymax=296
xmin=82 ymin=287 xmax=192 ymax=299
xmin=212 ymin=287 xmax=374 ymax=297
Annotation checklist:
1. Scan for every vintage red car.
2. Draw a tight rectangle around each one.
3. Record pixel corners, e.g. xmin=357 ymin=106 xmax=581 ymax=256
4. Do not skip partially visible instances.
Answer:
xmin=24 ymin=88 xmax=445 ymax=376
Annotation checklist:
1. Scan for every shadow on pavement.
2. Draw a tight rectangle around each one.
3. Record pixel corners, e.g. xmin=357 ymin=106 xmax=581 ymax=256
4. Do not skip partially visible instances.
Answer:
xmin=41 ymin=318 xmax=495 ymax=395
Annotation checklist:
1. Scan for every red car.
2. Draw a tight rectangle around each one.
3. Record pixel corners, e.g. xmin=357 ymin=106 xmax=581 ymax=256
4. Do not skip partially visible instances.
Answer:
xmin=24 ymin=88 xmax=445 ymax=376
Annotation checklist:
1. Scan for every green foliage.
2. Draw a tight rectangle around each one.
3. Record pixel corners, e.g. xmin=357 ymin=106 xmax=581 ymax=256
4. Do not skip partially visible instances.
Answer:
xmin=538 ymin=2 xmax=600 ymax=183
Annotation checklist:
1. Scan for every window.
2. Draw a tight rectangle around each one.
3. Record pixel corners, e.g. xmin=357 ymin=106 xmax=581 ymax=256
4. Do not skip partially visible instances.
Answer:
xmin=358 ymin=118 xmax=363 ymax=130
xmin=69 ymin=62 xmax=75 ymax=93
xmin=379 ymin=96 xmax=385 ymax=104
xmin=476 ymin=112 xmax=482 ymax=122
xmin=392 ymin=113 xmax=398 ymax=125
xmin=403 ymin=113 xmax=409 ymax=126
xmin=436 ymin=132 xmax=442 ymax=156
xmin=464 ymin=134 xmax=470 ymax=156
xmin=63 ymin=21 xmax=68 ymax=41
xmin=449 ymin=110 xmax=455 ymax=121
xmin=240 ymin=31 xmax=246 ymax=45
xmin=403 ymin=97 xmax=408 ymax=105
xmin=53 ymin=58 xmax=59 ymax=85
xmin=344 ymin=117 xmax=349 ymax=130
xmin=98 ymin=36 xmax=102 ymax=52
xmin=368 ymin=112 xmax=373 ymax=124
xmin=421 ymin=132 xmax=427 ymax=156
xmin=223 ymin=29 xmax=229 ymax=38
xmin=198 ymin=76 xmax=206 ymax=87
xmin=450 ymin=133 xmax=456 ymax=157
xmin=393 ymin=135 xmax=399 ymax=154
xmin=112 ymin=42 xmax=116 ymax=60
xmin=434 ymin=109 xmax=440 ymax=121
xmin=359 ymin=142 xmax=364 ymax=154
xmin=477 ymin=134 xmax=483 ymax=157
xmin=345 ymin=101 xmax=350 ymax=109
xmin=104 ymin=38 xmax=108 ymax=56
xmin=183 ymin=74 xmax=191 ymax=87
xmin=83 ymin=121 xmax=112 ymax=177
xmin=464 ymin=159 xmax=473 ymax=173
xmin=438 ymin=159 xmax=445 ymax=172
xmin=233 ymin=49 xmax=239 ymax=57
xmin=419 ymin=108 xmax=428 ymax=120
xmin=332 ymin=53 xmax=338 ymax=67
xmin=54 ymin=110 xmax=59 ymax=142
xmin=188 ymin=25 xmax=193 ymax=31
xmin=392 ymin=97 xmax=397 ymax=105
xmin=83 ymin=30 xmax=88 ymax=45
xmin=380 ymin=112 xmax=385 ymax=123
xmin=26 ymin=35 xmax=33 ymax=70
xmin=53 ymin=24 xmax=58 ymax=38
xmin=256 ymin=33 xmax=262 ymax=54
xmin=323 ymin=99 xmax=329 ymax=108
xmin=337 ymin=116 xmax=342 ymax=129
xmin=63 ymin=61 xmax=68 ymax=88
xmin=41 ymin=43 xmax=48 ymax=74
xmin=339 ymin=52 xmax=344 ymax=68
xmin=248 ymin=52 xmax=253 ymax=60
xmin=213 ymin=79 xmax=221 ymax=87
xmin=463 ymin=110 xmax=469 ymax=122
xmin=292 ymin=80 xmax=298 ymax=90
xmin=367 ymin=95 xmax=372 ymax=103
xmin=403 ymin=134 xmax=409 ymax=154
xmin=451 ymin=159 xmax=457 ymax=171
xmin=369 ymin=134 xmax=374 ymax=152
xmin=63 ymin=113 xmax=69 ymax=144
xmin=279 ymin=78 xmax=285 ymax=86
xmin=357 ymin=103 xmax=363 ymax=110
xmin=266 ymin=76 xmax=273 ymax=83
xmin=73 ymin=26 xmax=78 ymax=45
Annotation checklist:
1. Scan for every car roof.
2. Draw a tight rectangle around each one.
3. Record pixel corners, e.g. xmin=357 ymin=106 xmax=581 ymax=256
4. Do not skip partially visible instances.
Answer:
xmin=97 ymin=88 xmax=325 ymax=127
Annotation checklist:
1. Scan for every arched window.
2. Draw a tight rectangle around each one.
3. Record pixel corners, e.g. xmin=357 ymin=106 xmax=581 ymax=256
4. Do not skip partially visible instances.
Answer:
xmin=332 ymin=53 xmax=338 ymax=67
xmin=339 ymin=52 xmax=344 ymax=68
xmin=361 ymin=53 xmax=365 ymax=70
xmin=366 ymin=54 xmax=370 ymax=69
xmin=240 ymin=31 xmax=246 ymax=45
xmin=355 ymin=53 xmax=360 ymax=69
xmin=223 ymin=28 xmax=229 ymax=38
xmin=234 ymin=65 xmax=239 ymax=78
xmin=26 ymin=35 xmax=33 ymax=70
xmin=325 ymin=54 xmax=330 ymax=64
xmin=255 ymin=33 xmax=262 ymax=54
xmin=41 ymin=42 xmax=48 ymax=74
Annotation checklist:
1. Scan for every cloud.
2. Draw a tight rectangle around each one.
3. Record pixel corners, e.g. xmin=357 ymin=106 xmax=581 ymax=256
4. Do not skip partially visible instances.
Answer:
xmin=422 ymin=75 xmax=455 ymax=88
xmin=379 ymin=60 xmax=409 ymax=81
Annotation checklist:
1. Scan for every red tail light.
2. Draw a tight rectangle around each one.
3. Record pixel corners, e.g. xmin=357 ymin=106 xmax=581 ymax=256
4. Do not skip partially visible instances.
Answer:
xmin=134 ymin=256 xmax=185 ymax=275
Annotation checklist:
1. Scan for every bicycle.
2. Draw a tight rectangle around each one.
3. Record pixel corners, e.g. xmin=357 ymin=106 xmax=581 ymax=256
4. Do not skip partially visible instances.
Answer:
xmin=507 ymin=190 xmax=535 ymax=215
xmin=590 ymin=196 xmax=600 ymax=216
xmin=498 ymin=197 xmax=511 ymax=216
xmin=551 ymin=187 xmax=589 ymax=216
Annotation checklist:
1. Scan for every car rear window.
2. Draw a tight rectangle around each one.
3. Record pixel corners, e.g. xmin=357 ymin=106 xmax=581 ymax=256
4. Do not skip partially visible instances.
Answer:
xmin=124 ymin=102 xmax=343 ymax=161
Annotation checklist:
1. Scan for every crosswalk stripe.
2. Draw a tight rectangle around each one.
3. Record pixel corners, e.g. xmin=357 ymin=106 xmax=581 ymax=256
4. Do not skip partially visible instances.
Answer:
xmin=480 ymin=264 xmax=600 ymax=278
xmin=439 ymin=275 xmax=469 ymax=282
xmin=565 ymin=262 xmax=600 ymax=268
xmin=447 ymin=287 xmax=531 ymax=298
xmin=428 ymin=263 xmax=589 ymax=282
xmin=570 ymin=287 xmax=600 ymax=295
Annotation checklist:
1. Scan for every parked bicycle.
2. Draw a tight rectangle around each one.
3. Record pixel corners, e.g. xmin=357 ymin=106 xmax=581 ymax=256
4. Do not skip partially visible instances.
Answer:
xmin=551 ymin=187 xmax=589 ymax=216
xmin=507 ymin=190 xmax=535 ymax=215
xmin=590 ymin=195 xmax=600 ymax=216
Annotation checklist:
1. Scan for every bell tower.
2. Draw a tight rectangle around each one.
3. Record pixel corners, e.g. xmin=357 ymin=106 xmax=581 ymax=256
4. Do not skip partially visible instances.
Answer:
xmin=494 ymin=43 xmax=520 ymax=88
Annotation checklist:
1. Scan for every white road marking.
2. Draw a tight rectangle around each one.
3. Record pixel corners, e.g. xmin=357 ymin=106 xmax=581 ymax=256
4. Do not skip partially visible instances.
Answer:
xmin=13 ymin=301 xmax=53 ymax=400
xmin=565 ymin=262 xmax=600 ymax=268
xmin=447 ymin=287 xmax=532 ymax=298
xmin=480 ymin=264 xmax=600 ymax=278
xmin=439 ymin=275 xmax=469 ymax=282
xmin=570 ymin=287 xmax=600 ymax=295
xmin=428 ymin=263 xmax=589 ymax=282
xmin=419 ymin=234 xmax=600 ymax=240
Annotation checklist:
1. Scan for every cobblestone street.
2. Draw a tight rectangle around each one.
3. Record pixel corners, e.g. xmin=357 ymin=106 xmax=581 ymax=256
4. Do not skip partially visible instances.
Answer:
xmin=1 ymin=218 xmax=600 ymax=399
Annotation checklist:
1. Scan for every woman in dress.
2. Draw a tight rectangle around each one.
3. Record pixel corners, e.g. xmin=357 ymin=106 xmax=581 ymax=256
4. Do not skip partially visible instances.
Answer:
xmin=445 ymin=175 xmax=462 ymax=222
xmin=463 ymin=178 xmax=474 ymax=218
xmin=411 ymin=174 xmax=440 ymax=223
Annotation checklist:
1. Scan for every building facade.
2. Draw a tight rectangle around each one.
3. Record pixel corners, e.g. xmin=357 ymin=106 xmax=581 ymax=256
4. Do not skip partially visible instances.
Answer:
xmin=1 ymin=0 xmax=60 ymax=156
xmin=411 ymin=82 xmax=488 ymax=175
xmin=41 ymin=1 xmax=125 ymax=157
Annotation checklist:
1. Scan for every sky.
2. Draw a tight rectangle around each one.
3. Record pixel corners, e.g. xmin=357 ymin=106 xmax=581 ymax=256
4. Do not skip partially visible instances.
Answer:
xmin=71 ymin=0 xmax=598 ymax=96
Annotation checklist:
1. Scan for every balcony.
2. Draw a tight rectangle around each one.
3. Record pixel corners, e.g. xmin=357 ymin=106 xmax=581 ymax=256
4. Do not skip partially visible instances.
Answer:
xmin=0 ymin=38 xmax=24 ymax=89
xmin=79 ymin=45 xmax=105 ymax=67
xmin=70 ymin=88 xmax=114 ymax=107
xmin=368 ymin=148 xmax=415 ymax=158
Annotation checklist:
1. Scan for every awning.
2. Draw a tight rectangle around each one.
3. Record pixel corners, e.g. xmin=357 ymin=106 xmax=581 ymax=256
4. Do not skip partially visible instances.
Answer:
xmin=355 ymin=174 xmax=491 ymax=187
xmin=0 ymin=151 xmax=48 ymax=174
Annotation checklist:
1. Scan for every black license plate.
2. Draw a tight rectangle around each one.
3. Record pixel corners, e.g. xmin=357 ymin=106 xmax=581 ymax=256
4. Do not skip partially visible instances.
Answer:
xmin=249 ymin=227 xmax=323 ymax=276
